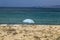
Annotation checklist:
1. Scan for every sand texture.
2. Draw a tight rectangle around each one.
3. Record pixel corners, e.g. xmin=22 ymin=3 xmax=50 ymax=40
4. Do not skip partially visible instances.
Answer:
xmin=0 ymin=24 xmax=60 ymax=40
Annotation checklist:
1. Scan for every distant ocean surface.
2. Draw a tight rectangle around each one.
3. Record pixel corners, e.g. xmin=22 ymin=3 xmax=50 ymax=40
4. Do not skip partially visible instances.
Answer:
xmin=0 ymin=7 xmax=60 ymax=25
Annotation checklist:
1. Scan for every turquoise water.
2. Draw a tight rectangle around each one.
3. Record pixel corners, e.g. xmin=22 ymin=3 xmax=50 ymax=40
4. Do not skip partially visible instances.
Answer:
xmin=0 ymin=7 xmax=60 ymax=24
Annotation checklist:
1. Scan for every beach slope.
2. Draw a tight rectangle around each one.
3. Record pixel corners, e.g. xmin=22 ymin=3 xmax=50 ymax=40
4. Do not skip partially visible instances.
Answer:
xmin=0 ymin=24 xmax=60 ymax=40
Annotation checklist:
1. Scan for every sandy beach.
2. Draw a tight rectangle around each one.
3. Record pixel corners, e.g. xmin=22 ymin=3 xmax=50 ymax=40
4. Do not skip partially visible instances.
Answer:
xmin=0 ymin=24 xmax=60 ymax=40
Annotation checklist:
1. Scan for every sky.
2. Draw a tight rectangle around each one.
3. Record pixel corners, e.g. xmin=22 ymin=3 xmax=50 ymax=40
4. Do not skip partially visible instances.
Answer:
xmin=0 ymin=0 xmax=60 ymax=7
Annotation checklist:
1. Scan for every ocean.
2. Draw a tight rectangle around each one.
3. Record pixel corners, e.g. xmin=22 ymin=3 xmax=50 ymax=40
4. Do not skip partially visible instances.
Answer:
xmin=0 ymin=7 xmax=60 ymax=25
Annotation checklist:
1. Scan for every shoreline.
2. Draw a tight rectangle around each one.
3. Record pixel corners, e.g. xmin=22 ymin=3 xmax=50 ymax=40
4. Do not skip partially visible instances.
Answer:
xmin=0 ymin=24 xmax=60 ymax=26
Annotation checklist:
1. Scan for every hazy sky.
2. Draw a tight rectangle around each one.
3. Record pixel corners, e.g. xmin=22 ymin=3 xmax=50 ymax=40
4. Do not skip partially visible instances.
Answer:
xmin=0 ymin=0 xmax=60 ymax=7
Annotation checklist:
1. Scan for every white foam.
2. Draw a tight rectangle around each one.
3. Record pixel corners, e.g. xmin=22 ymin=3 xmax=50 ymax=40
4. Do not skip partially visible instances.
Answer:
xmin=12 ymin=24 xmax=20 ymax=26
xmin=0 ymin=24 xmax=7 ymax=26
xmin=23 ymin=19 xmax=35 ymax=23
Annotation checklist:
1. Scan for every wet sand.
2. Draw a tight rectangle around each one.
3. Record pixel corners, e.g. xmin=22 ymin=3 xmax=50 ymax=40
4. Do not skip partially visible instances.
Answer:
xmin=0 ymin=24 xmax=60 ymax=40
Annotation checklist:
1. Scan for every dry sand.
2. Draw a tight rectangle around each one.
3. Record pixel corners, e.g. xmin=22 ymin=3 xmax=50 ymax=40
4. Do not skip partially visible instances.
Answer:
xmin=0 ymin=24 xmax=60 ymax=40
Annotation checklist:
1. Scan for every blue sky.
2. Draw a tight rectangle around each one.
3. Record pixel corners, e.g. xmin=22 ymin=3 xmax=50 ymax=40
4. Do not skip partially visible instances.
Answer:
xmin=0 ymin=0 xmax=60 ymax=7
